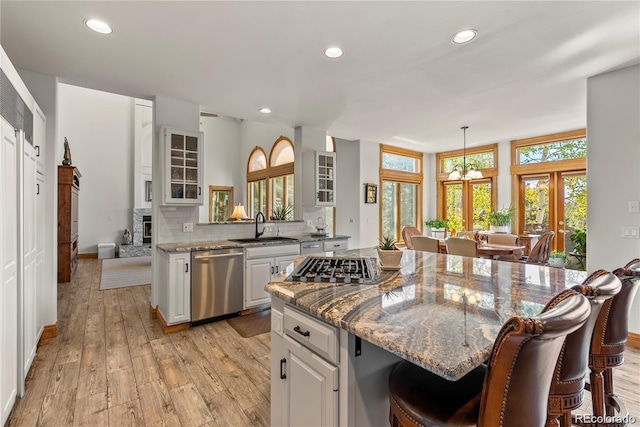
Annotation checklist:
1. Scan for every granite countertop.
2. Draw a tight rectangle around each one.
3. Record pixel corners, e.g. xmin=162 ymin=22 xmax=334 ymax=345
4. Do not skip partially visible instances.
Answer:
xmin=265 ymin=247 xmax=588 ymax=381
xmin=157 ymin=234 xmax=350 ymax=252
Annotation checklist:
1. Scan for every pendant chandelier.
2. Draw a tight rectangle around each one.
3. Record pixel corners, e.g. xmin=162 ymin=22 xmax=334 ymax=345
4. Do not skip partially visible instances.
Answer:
xmin=448 ymin=126 xmax=484 ymax=181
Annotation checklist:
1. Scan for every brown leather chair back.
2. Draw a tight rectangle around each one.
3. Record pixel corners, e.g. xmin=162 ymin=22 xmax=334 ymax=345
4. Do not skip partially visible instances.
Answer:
xmin=478 ymin=291 xmax=590 ymax=427
xmin=401 ymin=225 xmax=421 ymax=250
xmin=594 ymin=258 xmax=640 ymax=356
xmin=527 ymin=231 xmax=555 ymax=264
xmin=544 ymin=271 xmax=621 ymax=422
xmin=410 ymin=236 xmax=439 ymax=253
xmin=445 ymin=237 xmax=478 ymax=257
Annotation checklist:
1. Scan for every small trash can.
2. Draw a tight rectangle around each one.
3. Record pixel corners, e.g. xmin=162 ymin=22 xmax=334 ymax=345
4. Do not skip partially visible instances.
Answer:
xmin=98 ymin=243 xmax=116 ymax=259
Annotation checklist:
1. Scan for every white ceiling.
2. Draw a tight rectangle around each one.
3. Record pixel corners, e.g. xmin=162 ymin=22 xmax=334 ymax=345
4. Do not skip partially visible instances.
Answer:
xmin=2 ymin=1 xmax=639 ymax=152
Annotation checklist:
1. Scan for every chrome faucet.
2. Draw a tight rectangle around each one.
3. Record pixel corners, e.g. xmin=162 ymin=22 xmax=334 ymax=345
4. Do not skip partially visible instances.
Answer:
xmin=255 ymin=212 xmax=266 ymax=239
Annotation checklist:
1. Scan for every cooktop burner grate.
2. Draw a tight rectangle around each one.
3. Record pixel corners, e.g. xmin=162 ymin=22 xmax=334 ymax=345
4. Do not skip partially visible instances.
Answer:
xmin=287 ymin=257 xmax=375 ymax=284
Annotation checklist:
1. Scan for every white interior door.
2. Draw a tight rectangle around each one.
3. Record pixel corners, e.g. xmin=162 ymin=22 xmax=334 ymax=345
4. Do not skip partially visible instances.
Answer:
xmin=1 ymin=119 xmax=19 ymax=425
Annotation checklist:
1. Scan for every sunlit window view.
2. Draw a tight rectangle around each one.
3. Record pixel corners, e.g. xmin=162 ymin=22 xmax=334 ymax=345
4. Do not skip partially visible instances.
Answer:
xmin=380 ymin=146 xmax=422 ymax=243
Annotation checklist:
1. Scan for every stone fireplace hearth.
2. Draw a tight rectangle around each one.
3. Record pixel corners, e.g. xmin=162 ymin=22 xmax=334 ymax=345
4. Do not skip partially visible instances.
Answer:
xmin=120 ymin=208 xmax=152 ymax=258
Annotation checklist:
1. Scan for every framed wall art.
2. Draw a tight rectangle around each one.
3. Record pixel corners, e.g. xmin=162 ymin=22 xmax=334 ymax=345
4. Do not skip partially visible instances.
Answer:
xmin=364 ymin=183 xmax=377 ymax=204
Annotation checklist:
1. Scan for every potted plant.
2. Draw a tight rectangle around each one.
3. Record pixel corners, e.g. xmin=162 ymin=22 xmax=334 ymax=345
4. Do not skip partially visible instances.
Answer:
xmin=569 ymin=228 xmax=586 ymax=255
xmin=548 ymin=251 xmax=566 ymax=268
xmin=488 ymin=206 xmax=514 ymax=233
xmin=270 ymin=203 xmax=294 ymax=221
xmin=378 ymin=236 xmax=403 ymax=269
xmin=425 ymin=219 xmax=448 ymax=239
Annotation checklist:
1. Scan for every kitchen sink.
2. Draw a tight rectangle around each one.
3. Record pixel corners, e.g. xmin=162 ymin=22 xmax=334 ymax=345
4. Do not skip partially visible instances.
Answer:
xmin=229 ymin=236 xmax=299 ymax=243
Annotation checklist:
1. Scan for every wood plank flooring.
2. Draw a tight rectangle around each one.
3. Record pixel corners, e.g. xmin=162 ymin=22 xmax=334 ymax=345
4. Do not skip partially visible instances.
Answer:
xmin=7 ymin=258 xmax=640 ymax=426
xmin=7 ymin=259 xmax=270 ymax=427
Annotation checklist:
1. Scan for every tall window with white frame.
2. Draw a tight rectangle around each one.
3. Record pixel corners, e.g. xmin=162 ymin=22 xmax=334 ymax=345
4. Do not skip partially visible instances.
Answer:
xmin=379 ymin=145 xmax=423 ymax=243
xmin=436 ymin=144 xmax=498 ymax=232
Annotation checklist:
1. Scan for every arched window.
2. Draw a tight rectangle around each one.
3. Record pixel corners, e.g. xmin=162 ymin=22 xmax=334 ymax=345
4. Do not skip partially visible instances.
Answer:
xmin=268 ymin=137 xmax=295 ymax=220
xmin=246 ymin=137 xmax=295 ymax=219
xmin=247 ymin=147 xmax=268 ymax=217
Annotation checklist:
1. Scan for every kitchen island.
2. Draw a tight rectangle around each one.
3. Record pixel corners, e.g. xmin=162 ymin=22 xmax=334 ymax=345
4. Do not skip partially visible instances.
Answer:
xmin=266 ymin=248 xmax=588 ymax=426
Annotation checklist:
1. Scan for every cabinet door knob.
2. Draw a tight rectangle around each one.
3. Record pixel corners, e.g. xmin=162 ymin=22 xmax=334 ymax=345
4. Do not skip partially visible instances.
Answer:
xmin=280 ymin=358 xmax=287 ymax=379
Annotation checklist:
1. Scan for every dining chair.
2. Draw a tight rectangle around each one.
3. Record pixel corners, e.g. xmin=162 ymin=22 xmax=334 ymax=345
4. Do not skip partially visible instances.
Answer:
xmin=445 ymin=237 xmax=478 ymax=257
xmin=487 ymin=233 xmax=521 ymax=261
xmin=410 ymin=236 xmax=439 ymax=253
xmin=401 ymin=225 xmax=422 ymax=250
xmin=520 ymin=231 xmax=554 ymax=265
xmin=388 ymin=291 xmax=591 ymax=427
xmin=454 ymin=231 xmax=476 ymax=239
xmin=544 ymin=270 xmax=621 ymax=427
xmin=576 ymin=258 xmax=640 ymax=423
xmin=487 ymin=233 xmax=519 ymax=246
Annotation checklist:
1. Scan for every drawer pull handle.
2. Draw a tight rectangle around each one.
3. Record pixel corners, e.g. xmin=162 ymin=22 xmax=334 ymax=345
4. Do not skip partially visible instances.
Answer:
xmin=294 ymin=325 xmax=310 ymax=337
xmin=271 ymin=266 xmax=274 ymax=274
xmin=280 ymin=358 xmax=287 ymax=379
xmin=35 ymin=145 xmax=40 ymax=157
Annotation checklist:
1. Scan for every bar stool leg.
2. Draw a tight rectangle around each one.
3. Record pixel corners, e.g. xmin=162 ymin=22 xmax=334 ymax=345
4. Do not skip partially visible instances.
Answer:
xmin=590 ymin=365 xmax=606 ymax=417
xmin=604 ymin=367 xmax=616 ymax=417
xmin=559 ymin=411 xmax=572 ymax=427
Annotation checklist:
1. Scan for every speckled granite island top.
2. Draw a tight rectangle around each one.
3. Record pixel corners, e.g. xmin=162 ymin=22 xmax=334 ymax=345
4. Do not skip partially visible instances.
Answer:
xmin=265 ymin=248 xmax=588 ymax=381
xmin=156 ymin=234 xmax=350 ymax=252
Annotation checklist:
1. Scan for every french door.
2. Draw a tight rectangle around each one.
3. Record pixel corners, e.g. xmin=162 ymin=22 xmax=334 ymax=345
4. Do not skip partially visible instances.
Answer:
xmin=519 ymin=171 xmax=586 ymax=252
xmin=443 ymin=179 xmax=493 ymax=232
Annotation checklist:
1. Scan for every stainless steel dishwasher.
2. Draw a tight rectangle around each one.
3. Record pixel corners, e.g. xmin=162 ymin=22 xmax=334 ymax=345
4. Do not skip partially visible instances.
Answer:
xmin=191 ymin=248 xmax=244 ymax=324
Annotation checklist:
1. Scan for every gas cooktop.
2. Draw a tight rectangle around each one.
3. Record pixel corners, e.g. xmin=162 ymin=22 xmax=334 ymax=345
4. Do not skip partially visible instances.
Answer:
xmin=286 ymin=256 xmax=376 ymax=284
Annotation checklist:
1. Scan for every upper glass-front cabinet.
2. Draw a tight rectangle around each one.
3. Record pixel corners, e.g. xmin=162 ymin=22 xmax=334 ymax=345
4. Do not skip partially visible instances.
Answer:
xmin=163 ymin=127 xmax=203 ymax=205
xmin=304 ymin=151 xmax=336 ymax=207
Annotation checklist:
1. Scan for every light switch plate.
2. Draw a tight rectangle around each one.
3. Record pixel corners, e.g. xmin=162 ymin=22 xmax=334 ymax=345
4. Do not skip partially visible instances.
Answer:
xmin=622 ymin=226 xmax=639 ymax=239
xmin=629 ymin=201 xmax=640 ymax=214
xmin=183 ymin=222 xmax=193 ymax=232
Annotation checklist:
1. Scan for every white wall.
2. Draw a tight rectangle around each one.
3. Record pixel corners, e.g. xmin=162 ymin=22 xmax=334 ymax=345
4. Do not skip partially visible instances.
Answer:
xmin=198 ymin=115 xmax=243 ymax=223
xmin=359 ymin=141 xmax=380 ymax=249
xmin=58 ymin=84 xmax=134 ymax=253
xmin=587 ymin=64 xmax=640 ymax=333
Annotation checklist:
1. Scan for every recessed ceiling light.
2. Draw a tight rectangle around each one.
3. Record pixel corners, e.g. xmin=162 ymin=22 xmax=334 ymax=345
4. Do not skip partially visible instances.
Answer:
xmin=85 ymin=19 xmax=113 ymax=34
xmin=324 ymin=47 xmax=344 ymax=59
xmin=452 ymin=29 xmax=477 ymax=44
xmin=259 ymin=108 xmax=272 ymax=114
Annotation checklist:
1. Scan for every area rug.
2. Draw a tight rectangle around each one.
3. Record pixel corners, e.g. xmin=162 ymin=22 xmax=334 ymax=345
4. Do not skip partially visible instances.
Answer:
xmin=227 ymin=310 xmax=271 ymax=338
xmin=100 ymin=256 xmax=151 ymax=290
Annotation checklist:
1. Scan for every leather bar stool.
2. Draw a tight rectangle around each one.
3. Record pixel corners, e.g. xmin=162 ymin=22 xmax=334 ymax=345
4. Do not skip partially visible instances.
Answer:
xmin=388 ymin=291 xmax=591 ymax=427
xmin=584 ymin=259 xmax=640 ymax=422
xmin=544 ymin=270 xmax=621 ymax=427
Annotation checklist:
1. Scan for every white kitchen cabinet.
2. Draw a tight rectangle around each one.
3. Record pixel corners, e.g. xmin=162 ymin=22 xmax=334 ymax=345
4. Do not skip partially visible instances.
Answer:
xmin=271 ymin=300 xmax=339 ymax=427
xmin=282 ymin=335 xmax=339 ymax=426
xmin=244 ymin=244 xmax=299 ymax=309
xmin=1 ymin=118 xmax=18 ymax=427
xmin=20 ymin=140 xmax=38 ymax=394
xmin=158 ymin=251 xmax=191 ymax=325
xmin=162 ymin=127 xmax=204 ymax=205
xmin=303 ymin=151 xmax=336 ymax=207
xmin=35 ymin=171 xmax=45 ymax=337
xmin=33 ymin=104 xmax=45 ymax=174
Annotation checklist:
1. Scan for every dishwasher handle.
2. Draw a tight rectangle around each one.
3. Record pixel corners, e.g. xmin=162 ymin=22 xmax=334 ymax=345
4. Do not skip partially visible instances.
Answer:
xmin=192 ymin=252 xmax=243 ymax=261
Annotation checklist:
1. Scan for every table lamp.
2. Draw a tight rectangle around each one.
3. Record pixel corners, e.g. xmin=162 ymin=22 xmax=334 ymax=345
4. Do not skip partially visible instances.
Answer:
xmin=231 ymin=204 xmax=248 ymax=220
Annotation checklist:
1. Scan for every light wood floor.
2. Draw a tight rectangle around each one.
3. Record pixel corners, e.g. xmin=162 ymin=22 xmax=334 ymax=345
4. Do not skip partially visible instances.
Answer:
xmin=6 ymin=258 xmax=640 ymax=426
xmin=7 ymin=259 xmax=271 ymax=427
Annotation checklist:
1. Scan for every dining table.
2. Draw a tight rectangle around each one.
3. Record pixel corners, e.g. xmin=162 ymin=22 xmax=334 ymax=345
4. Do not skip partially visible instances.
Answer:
xmin=438 ymin=239 xmax=525 ymax=260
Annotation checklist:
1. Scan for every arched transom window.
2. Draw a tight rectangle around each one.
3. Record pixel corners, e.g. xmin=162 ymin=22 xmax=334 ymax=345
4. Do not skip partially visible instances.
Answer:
xmin=246 ymin=136 xmax=295 ymax=220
